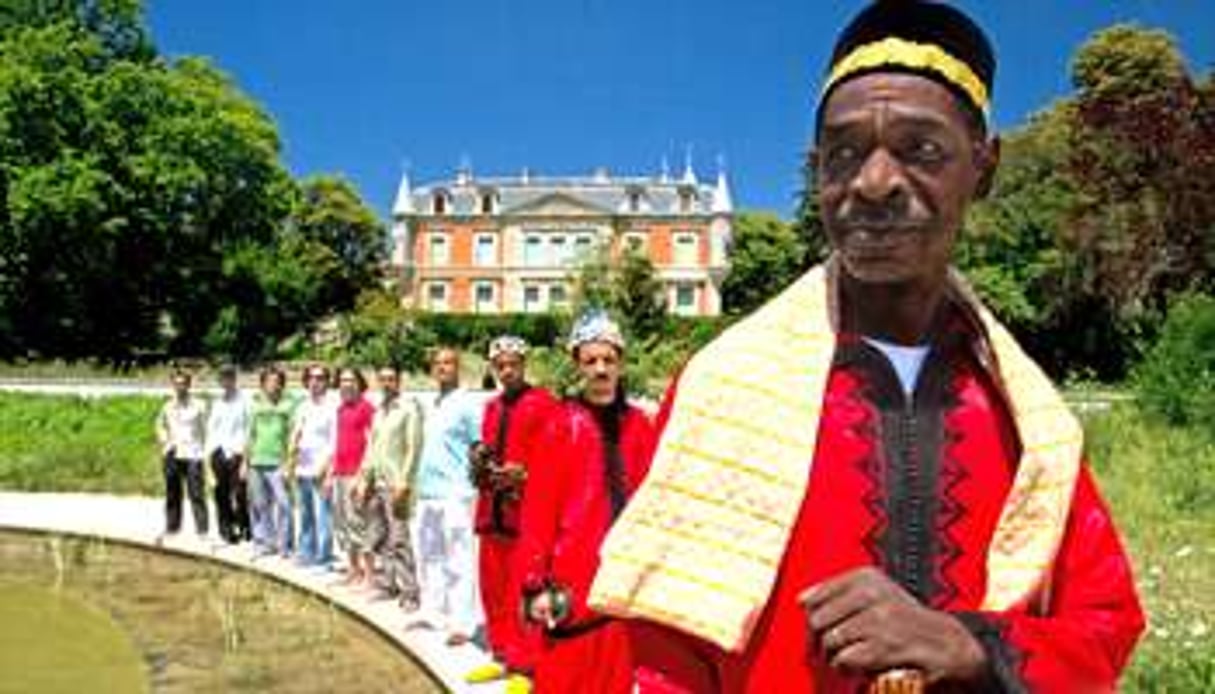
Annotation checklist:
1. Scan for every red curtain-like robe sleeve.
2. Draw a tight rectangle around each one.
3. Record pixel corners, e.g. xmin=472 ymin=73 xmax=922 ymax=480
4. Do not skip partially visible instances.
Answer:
xmin=517 ymin=413 xmax=570 ymax=598
xmin=515 ymin=407 xmax=604 ymax=627
xmin=954 ymin=465 xmax=1145 ymax=693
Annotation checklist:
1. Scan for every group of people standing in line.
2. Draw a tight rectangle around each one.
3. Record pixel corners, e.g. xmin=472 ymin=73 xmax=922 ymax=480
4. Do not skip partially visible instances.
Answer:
xmin=154 ymin=310 xmax=651 ymax=693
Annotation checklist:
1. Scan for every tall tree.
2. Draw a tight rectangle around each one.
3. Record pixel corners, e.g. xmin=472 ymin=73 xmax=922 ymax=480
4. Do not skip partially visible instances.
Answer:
xmin=0 ymin=3 xmax=386 ymax=363
xmin=0 ymin=20 xmax=294 ymax=360
xmin=289 ymin=174 xmax=387 ymax=315
xmin=722 ymin=211 xmax=810 ymax=315
xmin=1066 ymin=24 xmax=1215 ymax=316
xmin=791 ymin=158 xmax=830 ymax=265
xmin=570 ymin=243 xmax=667 ymax=342
xmin=0 ymin=0 xmax=151 ymax=61
xmin=959 ymin=102 xmax=1075 ymax=328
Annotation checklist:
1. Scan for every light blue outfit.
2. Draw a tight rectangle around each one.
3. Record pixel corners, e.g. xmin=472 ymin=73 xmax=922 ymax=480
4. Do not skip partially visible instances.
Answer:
xmin=411 ymin=387 xmax=486 ymax=636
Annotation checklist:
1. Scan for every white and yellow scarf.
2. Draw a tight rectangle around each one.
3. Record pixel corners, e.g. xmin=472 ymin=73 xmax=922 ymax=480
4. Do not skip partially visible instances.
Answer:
xmin=589 ymin=259 xmax=1083 ymax=652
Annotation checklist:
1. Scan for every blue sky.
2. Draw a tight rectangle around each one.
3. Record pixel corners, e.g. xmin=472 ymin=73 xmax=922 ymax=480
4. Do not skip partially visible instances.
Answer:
xmin=147 ymin=1 xmax=1215 ymax=219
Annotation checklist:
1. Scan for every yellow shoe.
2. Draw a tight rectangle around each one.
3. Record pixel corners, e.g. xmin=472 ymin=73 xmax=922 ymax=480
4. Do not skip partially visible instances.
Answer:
xmin=504 ymin=673 xmax=533 ymax=694
xmin=463 ymin=662 xmax=507 ymax=684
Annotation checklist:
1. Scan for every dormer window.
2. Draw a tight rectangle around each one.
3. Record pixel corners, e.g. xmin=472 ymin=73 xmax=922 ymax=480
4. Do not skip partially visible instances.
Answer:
xmin=480 ymin=190 xmax=497 ymax=215
xmin=679 ymin=188 xmax=696 ymax=214
xmin=625 ymin=187 xmax=647 ymax=214
xmin=432 ymin=190 xmax=449 ymax=215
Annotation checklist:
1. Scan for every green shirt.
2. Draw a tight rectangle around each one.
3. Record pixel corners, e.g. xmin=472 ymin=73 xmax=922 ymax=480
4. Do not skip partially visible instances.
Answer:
xmin=361 ymin=394 xmax=423 ymax=489
xmin=248 ymin=393 xmax=296 ymax=468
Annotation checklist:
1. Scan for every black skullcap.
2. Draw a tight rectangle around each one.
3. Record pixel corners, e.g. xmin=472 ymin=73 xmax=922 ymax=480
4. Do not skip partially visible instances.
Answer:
xmin=817 ymin=0 xmax=996 ymax=132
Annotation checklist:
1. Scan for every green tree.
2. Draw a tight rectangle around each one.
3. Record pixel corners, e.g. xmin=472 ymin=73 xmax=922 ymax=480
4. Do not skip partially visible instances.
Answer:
xmin=722 ymin=211 xmax=810 ymax=315
xmin=337 ymin=290 xmax=437 ymax=373
xmin=960 ymin=103 xmax=1074 ymax=328
xmin=0 ymin=3 xmax=385 ymax=364
xmin=613 ymin=246 xmax=667 ymax=340
xmin=791 ymin=159 xmax=829 ymax=266
xmin=0 ymin=0 xmax=150 ymax=61
xmin=289 ymin=174 xmax=388 ymax=315
xmin=1065 ymin=25 xmax=1215 ymax=316
xmin=0 ymin=15 xmax=294 ymax=361
xmin=570 ymin=243 xmax=667 ymax=342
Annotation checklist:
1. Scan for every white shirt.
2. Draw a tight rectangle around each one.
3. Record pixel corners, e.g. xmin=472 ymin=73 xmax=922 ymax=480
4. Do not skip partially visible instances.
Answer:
xmin=205 ymin=390 xmax=251 ymax=457
xmin=293 ymin=393 xmax=337 ymax=477
xmin=158 ymin=396 xmax=206 ymax=460
xmin=863 ymin=336 xmax=931 ymax=397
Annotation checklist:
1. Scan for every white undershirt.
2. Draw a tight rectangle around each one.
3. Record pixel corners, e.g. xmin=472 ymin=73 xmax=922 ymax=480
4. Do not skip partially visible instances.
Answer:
xmin=863 ymin=336 xmax=931 ymax=397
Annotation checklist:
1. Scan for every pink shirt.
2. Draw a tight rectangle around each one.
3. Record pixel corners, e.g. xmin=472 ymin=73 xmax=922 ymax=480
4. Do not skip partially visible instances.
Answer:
xmin=333 ymin=397 xmax=375 ymax=476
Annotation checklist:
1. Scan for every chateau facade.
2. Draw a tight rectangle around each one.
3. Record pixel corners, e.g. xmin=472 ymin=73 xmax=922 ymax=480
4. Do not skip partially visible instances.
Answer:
xmin=388 ymin=163 xmax=733 ymax=316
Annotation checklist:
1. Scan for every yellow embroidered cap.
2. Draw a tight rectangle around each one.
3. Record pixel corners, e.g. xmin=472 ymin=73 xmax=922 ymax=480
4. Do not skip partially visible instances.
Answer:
xmin=818 ymin=1 xmax=995 ymax=125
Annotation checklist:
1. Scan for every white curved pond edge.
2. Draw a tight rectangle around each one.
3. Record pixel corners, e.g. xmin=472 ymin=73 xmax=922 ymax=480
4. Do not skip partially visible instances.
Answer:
xmin=0 ymin=491 xmax=503 ymax=694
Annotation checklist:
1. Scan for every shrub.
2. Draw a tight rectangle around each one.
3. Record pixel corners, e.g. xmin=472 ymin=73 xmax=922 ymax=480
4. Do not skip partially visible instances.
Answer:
xmin=1131 ymin=292 xmax=1215 ymax=431
xmin=415 ymin=313 xmax=567 ymax=355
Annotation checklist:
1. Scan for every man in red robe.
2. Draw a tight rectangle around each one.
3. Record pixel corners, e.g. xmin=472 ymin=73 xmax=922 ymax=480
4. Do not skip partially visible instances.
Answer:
xmin=465 ymin=335 xmax=557 ymax=692
xmin=591 ymin=3 xmax=1145 ymax=692
xmin=516 ymin=311 xmax=658 ymax=693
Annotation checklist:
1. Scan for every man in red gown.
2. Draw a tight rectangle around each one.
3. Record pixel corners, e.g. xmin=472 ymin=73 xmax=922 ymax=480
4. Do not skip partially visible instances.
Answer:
xmin=590 ymin=3 xmax=1145 ymax=692
xmin=516 ymin=311 xmax=658 ymax=693
xmin=466 ymin=336 xmax=557 ymax=692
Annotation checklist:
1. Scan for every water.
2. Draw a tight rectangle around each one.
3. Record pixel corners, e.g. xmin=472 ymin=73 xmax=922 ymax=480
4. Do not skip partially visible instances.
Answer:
xmin=0 ymin=531 xmax=441 ymax=693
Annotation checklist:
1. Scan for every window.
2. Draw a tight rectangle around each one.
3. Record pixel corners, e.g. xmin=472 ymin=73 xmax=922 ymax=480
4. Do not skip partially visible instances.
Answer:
xmin=549 ymin=235 xmax=569 ymax=265
xmin=574 ymin=233 xmax=595 ymax=257
xmin=674 ymin=232 xmax=699 ymax=266
xmin=549 ymin=284 xmax=568 ymax=308
xmin=524 ymin=235 xmax=544 ymax=266
xmin=429 ymin=232 xmax=450 ymax=266
xmin=627 ymin=190 xmax=642 ymax=213
xmin=523 ymin=285 xmax=543 ymax=313
xmin=675 ymin=283 xmax=697 ymax=314
xmin=427 ymin=282 xmax=448 ymax=311
xmin=679 ymin=189 xmax=696 ymax=214
xmin=474 ymin=233 xmax=496 ymax=266
xmin=480 ymin=192 xmax=496 ymax=215
xmin=433 ymin=192 xmax=448 ymax=215
xmin=474 ymin=282 xmax=496 ymax=313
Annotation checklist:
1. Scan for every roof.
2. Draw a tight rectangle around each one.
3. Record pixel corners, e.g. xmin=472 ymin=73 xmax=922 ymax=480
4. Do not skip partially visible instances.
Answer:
xmin=392 ymin=169 xmax=733 ymax=218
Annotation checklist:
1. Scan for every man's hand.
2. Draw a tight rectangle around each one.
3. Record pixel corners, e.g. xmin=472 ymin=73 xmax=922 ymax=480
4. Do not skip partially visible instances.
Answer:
xmin=527 ymin=591 xmax=556 ymax=629
xmin=499 ymin=462 xmax=527 ymax=482
xmin=798 ymin=567 xmax=987 ymax=685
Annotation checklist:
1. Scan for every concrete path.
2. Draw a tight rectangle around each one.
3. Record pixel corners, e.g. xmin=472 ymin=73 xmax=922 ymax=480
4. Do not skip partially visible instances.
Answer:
xmin=0 ymin=491 xmax=503 ymax=693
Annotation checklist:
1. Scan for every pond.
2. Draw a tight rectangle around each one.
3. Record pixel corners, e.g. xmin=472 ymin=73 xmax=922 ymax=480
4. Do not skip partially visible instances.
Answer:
xmin=0 ymin=530 xmax=442 ymax=693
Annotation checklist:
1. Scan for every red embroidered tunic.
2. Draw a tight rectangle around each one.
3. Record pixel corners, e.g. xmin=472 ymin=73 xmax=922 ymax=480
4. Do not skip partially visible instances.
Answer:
xmin=476 ymin=384 xmax=557 ymax=670
xmin=476 ymin=386 xmax=558 ymax=536
xmin=518 ymin=397 xmax=658 ymax=693
xmin=634 ymin=322 xmax=1144 ymax=693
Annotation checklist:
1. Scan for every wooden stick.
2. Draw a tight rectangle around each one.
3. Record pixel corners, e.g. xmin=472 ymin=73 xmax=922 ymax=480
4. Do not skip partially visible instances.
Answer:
xmin=869 ymin=668 xmax=925 ymax=694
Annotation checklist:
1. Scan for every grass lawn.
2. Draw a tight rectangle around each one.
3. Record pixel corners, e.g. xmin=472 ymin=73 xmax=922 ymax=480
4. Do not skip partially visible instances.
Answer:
xmin=0 ymin=392 xmax=163 ymax=495
xmin=1083 ymin=403 xmax=1215 ymax=690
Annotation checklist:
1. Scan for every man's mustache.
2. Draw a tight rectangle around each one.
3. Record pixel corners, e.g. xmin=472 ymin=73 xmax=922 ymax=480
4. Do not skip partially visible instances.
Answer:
xmin=832 ymin=202 xmax=926 ymax=230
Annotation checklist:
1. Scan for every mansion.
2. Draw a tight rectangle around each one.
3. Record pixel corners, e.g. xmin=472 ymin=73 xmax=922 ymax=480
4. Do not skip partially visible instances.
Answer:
xmin=388 ymin=163 xmax=733 ymax=316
